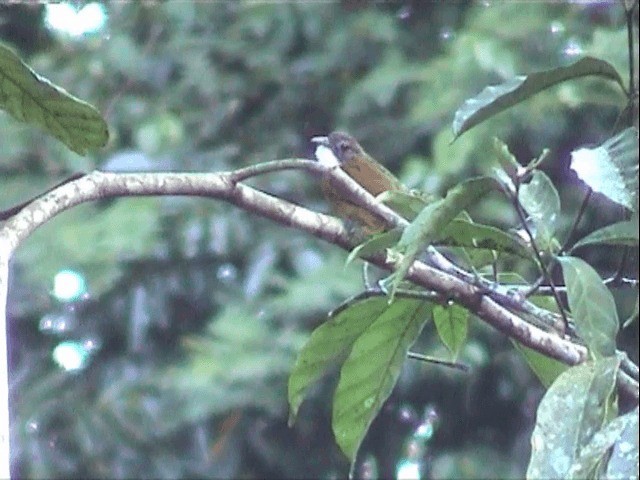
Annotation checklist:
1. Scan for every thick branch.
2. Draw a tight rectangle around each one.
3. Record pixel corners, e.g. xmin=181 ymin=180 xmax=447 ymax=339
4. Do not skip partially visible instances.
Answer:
xmin=0 ymin=166 xmax=637 ymax=401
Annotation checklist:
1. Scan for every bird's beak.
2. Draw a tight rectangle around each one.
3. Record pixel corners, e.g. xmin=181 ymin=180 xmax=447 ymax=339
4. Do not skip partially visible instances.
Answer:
xmin=311 ymin=135 xmax=329 ymax=147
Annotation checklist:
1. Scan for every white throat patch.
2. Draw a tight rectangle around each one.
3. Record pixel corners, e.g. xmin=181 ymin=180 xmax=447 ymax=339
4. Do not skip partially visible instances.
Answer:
xmin=314 ymin=144 xmax=340 ymax=167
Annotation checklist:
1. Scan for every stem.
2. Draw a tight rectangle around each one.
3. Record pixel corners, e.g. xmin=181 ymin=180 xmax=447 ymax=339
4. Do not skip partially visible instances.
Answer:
xmin=407 ymin=352 xmax=470 ymax=372
xmin=560 ymin=188 xmax=592 ymax=254
xmin=511 ymin=186 xmax=570 ymax=331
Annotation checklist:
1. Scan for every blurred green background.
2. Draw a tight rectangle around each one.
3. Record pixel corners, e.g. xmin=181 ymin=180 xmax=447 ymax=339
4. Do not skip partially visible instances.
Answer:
xmin=1 ymin=2 xmax=636 ymax=478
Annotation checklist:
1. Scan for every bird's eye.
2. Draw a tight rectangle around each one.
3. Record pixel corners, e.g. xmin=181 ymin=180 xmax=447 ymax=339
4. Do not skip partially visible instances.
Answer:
xmin=338 ymin=141 xmax=351 ymax=154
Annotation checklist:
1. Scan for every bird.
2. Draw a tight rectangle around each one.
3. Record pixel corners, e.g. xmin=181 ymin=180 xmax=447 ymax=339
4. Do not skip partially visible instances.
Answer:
xmin=311 ymin=131 xmax=406 ymax=233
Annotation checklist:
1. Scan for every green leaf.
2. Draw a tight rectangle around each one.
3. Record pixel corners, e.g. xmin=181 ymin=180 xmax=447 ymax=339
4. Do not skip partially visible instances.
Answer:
xmin=377 ymin=189 xmax=434 ymax=221
xmin=389 ymin=176 xmax=498 ymax=297
xmin=453 ymin=57 xmax=625 ymax=139
xmin=288 ymin=296 xmax=395 ymax=426
xmin=512 ymin=340 xmax=568 ymax=388
xmin=519 ymin=170 xmax=561 ymax=246
xmin=570 ymin=407 xmax=638 ymax=479
xmin=558 ymin=256 xmax=619 ymax=358
xmin=526 ymin=357 xmax=620 ymax=480
xmin=346 ymin=228 xmax=402 ymax=266
xmin=332 ymin=299 xmax=432 ymax=460
xmin=0 ymin=42 xmax=108 ymax=155
xmin=433 ymin=304 xmax=468 ymax=360
xmin=570 ymin=127 xmax=639 ymax=211
xmin=571 ymin=219 xmax=639 ymax=251
xmin=605 ymin=407 xmax=639 ymax=480
xmin=435 ymin=218 xmax=533 ymax=259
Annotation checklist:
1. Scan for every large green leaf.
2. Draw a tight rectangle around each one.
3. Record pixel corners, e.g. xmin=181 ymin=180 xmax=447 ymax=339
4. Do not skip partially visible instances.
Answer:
xmin=571 ymin=219 xmax=639 ymax=251
xmin=453 ymin=57 xmax=625 ymax=139
xmin=570 ymin=127 xmax=639 ymax=211
xmin=570 ymin=407 xmax=638 ymax=479
xmin=526 ymin=357 xmax=620 ymax=480
xmin=332 ymin=299 xmax=432 ymax=461
xmin=377 ymin=189 xmax=435 ymax=221
xmin=605 ymin=407 xmax=639 ymax=480
xmin=346 ymin=228 xmax=402 ymax=266
xmin=0 ymin=43 xmax=108 ymax=155
xmin=389 ymin=177 xmax=498 ymax=297
xmin=558 ymin=256 xmax=619 ymax=358
xmin=288 ymin=296 xmax=395 ymax=425
xmin=435 ymin=218 xmax=533 ymax=259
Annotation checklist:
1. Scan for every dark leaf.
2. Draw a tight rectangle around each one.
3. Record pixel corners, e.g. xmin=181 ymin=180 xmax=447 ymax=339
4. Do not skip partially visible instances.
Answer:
xmin=558 ymin=256 xmax=619 ymax=357
xmin=453 ymin=57 xmax=625 ymax=139
xmin=0 ymin=43 xmax=109 ymax=155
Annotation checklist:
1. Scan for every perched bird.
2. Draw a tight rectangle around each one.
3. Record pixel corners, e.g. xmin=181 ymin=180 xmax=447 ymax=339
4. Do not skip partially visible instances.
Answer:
xmin=312 ymin=131 xmax=406 ymax=233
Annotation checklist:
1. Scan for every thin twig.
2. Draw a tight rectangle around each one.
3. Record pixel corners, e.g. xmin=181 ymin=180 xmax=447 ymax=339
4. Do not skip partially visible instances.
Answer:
xmin=560 ymin=188 xmax=592 ymax=254
xmin=407 ymin=351 xmax=470 ymax=372
xmin=229 ymin=158 xmax=320 ymax=183
xmin=507 ymin=276 xmax=638 ymax=296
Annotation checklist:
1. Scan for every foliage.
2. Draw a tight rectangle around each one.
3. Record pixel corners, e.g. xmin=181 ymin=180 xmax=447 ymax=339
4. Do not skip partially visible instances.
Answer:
xmin=1 ymin=2 xmax=638 ymax=479
xmin=0 ymin=42 xmax=108 ymax=155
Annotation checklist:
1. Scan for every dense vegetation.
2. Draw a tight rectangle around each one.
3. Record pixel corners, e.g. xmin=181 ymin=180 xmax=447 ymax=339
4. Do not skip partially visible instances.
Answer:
xmin=1 ymin=2 xmax=637 ymax=478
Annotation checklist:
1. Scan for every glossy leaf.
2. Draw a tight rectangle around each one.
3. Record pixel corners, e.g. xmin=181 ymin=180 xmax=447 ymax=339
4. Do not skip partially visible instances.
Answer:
xmin=288 ymin=296 xmax=399 ymax=425
xmin=526 ymin=357 xmax=620 ymax=480
xmin=571 ymin=219 xmax=639 ymax=251
xmin=332 ymin=299 xmax=432 ymax=460
xmin=570 ymin=127 xmax=639 ymax=211
xmin=605 ymin=407 xmax=639 ymax=480
xmin=435 ymin=218 xmax=532 ymax=259
xmin=0 ymin=43 xmax=108 ymax=155
xmin=389 ymin=177 xmax=498 ymax=297
xmin=519 ymin=170 xmax=561 ymax=246
xmin=570 ymin=407 xmax=638 ymax=479
xmin=377 ymin=189 xmax=435 ymax=221
xmin=346 ymin=228 xmax=402 ymax=266
xmin=433 ymin=304 xmax=468 ymax=360
xmin=558 ymin=256 xmax=619 ymax=357
xmin=453 ymin=57 xmax=625 ymax=139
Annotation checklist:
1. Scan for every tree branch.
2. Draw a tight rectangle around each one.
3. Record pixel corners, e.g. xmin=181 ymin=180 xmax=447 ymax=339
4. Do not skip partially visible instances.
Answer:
xmin=1 ymin=164 xmax=638 ymax=404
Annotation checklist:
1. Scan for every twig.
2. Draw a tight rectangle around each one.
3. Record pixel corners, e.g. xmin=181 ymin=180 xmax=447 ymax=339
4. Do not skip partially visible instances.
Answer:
xmin=560 ymin=188 xmax=592 ymax=254
xmin=504 ymin=276 xmax=638 ymax=296
xmin=407 ymin=351 xmax=470 ymax=372
xmin=229 ymin=158 xmax=321 ymax=183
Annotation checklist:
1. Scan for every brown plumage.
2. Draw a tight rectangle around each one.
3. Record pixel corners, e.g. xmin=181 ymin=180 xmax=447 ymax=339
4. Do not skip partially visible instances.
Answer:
xmin=312 ymin=131 xmax=406 ymax=233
